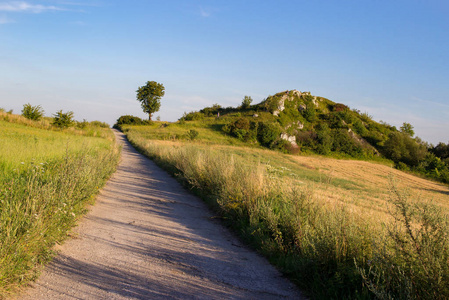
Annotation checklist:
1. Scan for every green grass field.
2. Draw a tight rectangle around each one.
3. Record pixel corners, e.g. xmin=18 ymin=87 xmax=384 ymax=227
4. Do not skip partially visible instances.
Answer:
xmin=0 ymin=116 xmax=120 ymax=297
xmin=123 ymin=123 xmax=449 ymax=299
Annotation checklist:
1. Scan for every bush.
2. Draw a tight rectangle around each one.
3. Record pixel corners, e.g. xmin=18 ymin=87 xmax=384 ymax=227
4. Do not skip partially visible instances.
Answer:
xmin=383 ymin=132 xmax=428 ymax=167
xmin=331 ymin=129 xmax=364 ymax=156
xmin=257 ymin=122 xmax=281 ymax=148
xmin=200 ymin=104 xmax=222 ymax=117
xmin=76 ymin=119 xmax=89 ymax=129
xmin=223 ymin=118 xmax=257 ymax=141
xmin=21 ymin=103 xmax=44 ymax=121
xmin=114 ymin=115 xmax=150 ymax=128
xmin=187 ymin=129 xmax=199 ymax=140
xmin=296 ymin=130 xmax=317 ymax=151
xmin=315 ymin=123 xmax=332 ymax=155
xmin=52 ymin=110 xmax=74 ymax=128
xmin=90 ymin=121 xmax=110 ymax=128
xmin=180 ymin=111 xmax=205 ymax=121
xmin=332 ymin=103 xmax=349 ymax=112
xmin=431 ymin=142 xmax=449 ymax=160
xmin=303 ymin=106 xmax=317 ymax=123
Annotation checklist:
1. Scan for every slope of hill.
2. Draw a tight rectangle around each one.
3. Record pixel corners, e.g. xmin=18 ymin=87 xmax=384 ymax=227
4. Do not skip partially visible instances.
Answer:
xmin=170 ymin=89 xmax=448 ymax=184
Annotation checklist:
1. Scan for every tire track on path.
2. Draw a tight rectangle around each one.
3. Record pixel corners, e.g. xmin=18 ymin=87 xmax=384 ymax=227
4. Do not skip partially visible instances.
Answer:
xmin=17 ymin=130 xmax=304 ymax=299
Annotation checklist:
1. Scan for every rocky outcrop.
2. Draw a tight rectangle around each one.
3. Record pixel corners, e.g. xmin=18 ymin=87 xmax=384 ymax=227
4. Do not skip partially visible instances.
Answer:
xmin=281 ymin=133 xmax=298 ymax=147
xmin=348 ymin=129 xmax=380 ymax=156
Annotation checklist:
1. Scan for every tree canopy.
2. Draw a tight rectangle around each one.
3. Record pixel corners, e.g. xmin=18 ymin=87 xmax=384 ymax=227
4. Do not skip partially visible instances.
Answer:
xmin=136 ymin=81 xmax=165 ymax=120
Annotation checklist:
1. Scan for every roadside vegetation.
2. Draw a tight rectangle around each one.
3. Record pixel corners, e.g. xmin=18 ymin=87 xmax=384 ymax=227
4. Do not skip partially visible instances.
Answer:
xmin=0 ymin=110 xmax=120 ymax=297
xmin=116 ymin=89 xmax=449 ymax=299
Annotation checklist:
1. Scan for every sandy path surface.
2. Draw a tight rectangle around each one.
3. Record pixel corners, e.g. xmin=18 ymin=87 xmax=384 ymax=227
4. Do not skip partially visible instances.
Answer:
xmin=17 ymin=130 xmax=303 ymax=299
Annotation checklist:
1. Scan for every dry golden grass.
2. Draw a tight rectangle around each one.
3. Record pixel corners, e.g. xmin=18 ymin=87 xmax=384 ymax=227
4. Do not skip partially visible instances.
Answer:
xmin=126 ymin=129 xmax=449 ymax=299
xmin=291 ymin=155 xmax=449 ymax=225
xmin=144 ymin=138 xmax=449 ymax=229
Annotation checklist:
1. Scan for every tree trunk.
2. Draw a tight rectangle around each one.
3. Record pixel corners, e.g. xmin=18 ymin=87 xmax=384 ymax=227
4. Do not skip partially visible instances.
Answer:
xmin=148 ymin=114 xmax=152 ymax=121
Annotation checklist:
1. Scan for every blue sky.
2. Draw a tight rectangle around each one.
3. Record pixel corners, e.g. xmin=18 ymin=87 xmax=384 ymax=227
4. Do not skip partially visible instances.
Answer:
xmin=0 ymin=0 xmax=448 ymax=144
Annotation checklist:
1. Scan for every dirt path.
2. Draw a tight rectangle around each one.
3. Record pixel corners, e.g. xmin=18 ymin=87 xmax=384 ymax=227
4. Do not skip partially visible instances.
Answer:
xmin=17 ymin=130 xmax=304 ymax=299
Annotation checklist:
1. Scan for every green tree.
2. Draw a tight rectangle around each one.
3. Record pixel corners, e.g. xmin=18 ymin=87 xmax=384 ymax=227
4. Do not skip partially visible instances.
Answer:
xmin=315 ymin=123 xmax=332 ymax=155
xmin=241 ymin=96 xmax=253 ymax=109
xmin=136 ymin=81 xmax=165 ymax=121
xmin=52 ymin=110 xmax=74 ymax=128
xmin=257 ymin=122 xmax=281 ymax=148
xmin=21 ymin=103 xmax=44 ymax=121
xmin=383 ymin=132 xmax=427 ymax=166
xmin=400 ymin=122 xmax=415 ymax=137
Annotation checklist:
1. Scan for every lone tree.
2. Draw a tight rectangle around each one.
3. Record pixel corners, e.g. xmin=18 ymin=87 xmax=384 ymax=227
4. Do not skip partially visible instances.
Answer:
xmin=241 ymin=96 xmax=253 ymax=109
xmin=136 ymin=81 xmax=165 ymax=121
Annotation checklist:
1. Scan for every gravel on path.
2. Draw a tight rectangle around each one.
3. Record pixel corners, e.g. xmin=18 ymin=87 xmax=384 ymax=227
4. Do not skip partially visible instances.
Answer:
xmin=17 ymin=130 xmax=305 ymax=300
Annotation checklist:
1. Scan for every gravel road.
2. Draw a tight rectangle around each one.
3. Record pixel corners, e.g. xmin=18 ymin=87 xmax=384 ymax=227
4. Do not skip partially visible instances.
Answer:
xmin=17 ymin=130 xmax=304 ymax=299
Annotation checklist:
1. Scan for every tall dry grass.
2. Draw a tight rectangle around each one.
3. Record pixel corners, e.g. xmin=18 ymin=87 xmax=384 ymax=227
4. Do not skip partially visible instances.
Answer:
xmin=126 ymin=129 xmax=449 ymax=299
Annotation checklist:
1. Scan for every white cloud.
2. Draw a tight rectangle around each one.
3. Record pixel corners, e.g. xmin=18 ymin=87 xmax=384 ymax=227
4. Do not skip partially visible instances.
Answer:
xmin=0 ymin=1 xmax=63 ymax=13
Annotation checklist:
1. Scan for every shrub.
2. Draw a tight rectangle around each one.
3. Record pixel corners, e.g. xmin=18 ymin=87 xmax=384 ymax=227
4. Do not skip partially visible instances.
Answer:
xmin=332 ymin=103 xmax=349 ymax=112
xmin=52 ymin=110 xmax=74 ymax=128
xmin=353 ymin=119 xmax=368 ymax=136
xmin=76 ymin=119 xmax=89 ymax=129
xmin=332 ymin=129 xmax=363 ymax=156
xmin=181 ymin=111 xmax=205 ymax=121
xmin=315 ymin=123 xmax=332 ymax=155
xmin=187 ymin=129 xmax=199 ymax=140
xmin=114 ymin=115 xmax=150 ymax=128
xmin=223 ymin=118 xmax=257 ymax=141
xmin=21 ymin=103 xmax=44 ymax=121
xmin=360 ymin=112 xmax=373 ymax=122
xmin=296 ymin=130 xmax=317 ymax=151
xmin=303 ymin=106 xmax=317 ymax=123
xmin=431 ymin=142 xmax=449 ymax=160
xmin=383 ymin=132 xmax=428 ymax=167
xmin=200 ymin=104 xmax=222 ymax=117
xmin=90 ymin=121 xmax=110 ymax=128
xmin=257 ymin=122 xmax=281 ymax=148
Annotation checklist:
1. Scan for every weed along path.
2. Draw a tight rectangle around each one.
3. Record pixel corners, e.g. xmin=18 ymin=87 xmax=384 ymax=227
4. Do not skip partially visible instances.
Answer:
xmin=18 ymin=130 xmax=303 ymax=300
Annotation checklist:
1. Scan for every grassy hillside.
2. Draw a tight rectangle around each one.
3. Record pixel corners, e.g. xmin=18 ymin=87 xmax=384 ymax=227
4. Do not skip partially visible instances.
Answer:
xmin=0 ymin=112 xmax=120 ymax=297
xmin=118 ymin=95 xmax=449 ymax=299
xmin=148 ymin=90 xmax=447 ymax=185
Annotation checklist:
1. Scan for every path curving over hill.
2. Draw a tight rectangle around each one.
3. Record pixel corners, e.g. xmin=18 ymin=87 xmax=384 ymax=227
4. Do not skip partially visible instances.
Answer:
xmin=17 ymin=130 xmax=304 ymax=299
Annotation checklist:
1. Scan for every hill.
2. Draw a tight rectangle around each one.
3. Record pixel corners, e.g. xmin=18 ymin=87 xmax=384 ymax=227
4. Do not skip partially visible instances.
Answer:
xmin=172 ymin=89 xmax=448 ymax=184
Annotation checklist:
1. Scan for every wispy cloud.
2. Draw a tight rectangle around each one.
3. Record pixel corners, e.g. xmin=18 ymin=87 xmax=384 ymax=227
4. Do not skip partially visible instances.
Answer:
xmin=199 ymin=6 xmax=210 ymax=17
xmin=69 ymin=20 xmax=86 ymax=26
xmin=0 ymin=14 xmax=14 ymax=23
xmin=0 ymin=1 xmax=64 ymax=13
xmin=411 ymin=96 xmax=449 ymax=109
